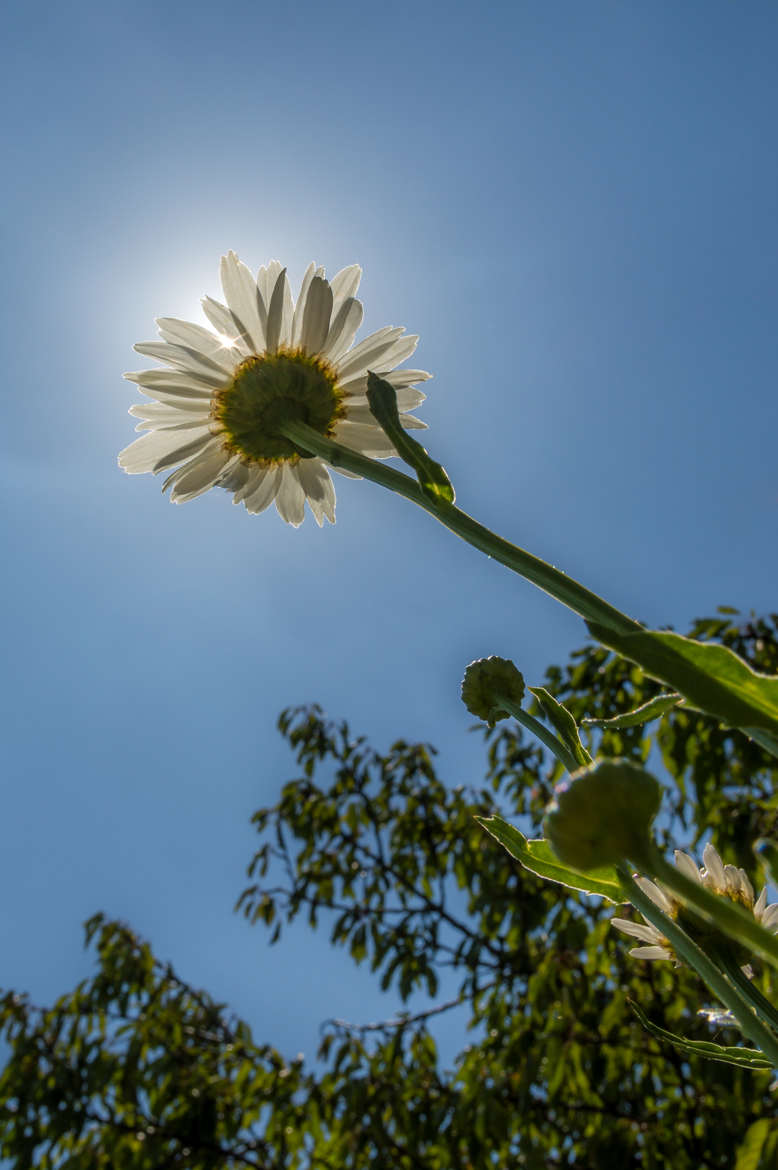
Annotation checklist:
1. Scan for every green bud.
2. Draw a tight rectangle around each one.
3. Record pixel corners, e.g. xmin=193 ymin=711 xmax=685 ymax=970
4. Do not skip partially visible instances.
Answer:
xmin=543 ymin=759 xmax=661 ymax=871
xmin=461 ymin=656 xmax=525 ymax=726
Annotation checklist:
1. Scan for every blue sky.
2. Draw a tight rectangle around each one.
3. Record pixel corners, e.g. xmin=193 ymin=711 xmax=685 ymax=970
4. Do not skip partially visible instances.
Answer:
xmin=2 ymin=0 xmax=778 ymax=1063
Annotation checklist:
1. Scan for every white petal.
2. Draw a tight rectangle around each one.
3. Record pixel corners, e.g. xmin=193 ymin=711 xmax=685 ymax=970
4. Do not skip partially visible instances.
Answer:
xmin=367 ymin=333 xmax=420 ymax=373
xmin=152 ymin=433 xmax=220 ymax=474
xmin=738 ymin=868 xmax=755 ymax=904
xmin=265 ymin=269 xmax=293 ymax=352
xmin=341 ymin=333 xmax=420 ymax=380
xmin=129 ymin=402 xmax=210 ymax=425
xmin=295 ymin=458 xmax=336 ymax=526
xmin=329 ymin=464 xmax=362 ymax=480
xmin=343 ymin=385 xmax=428 ymax=416
xmin=257 ymin=260 xmax=283 ymax=306
xmin=232 ymin=467 xmax=264 ymax=504
xmin=384 ymin=367 xmax=433 ymax=388
xmin=244 ymin=467 xmax=282 ymax=514
xmin=133 ymin=342 xmax=232 ymax=386
xmin=166 ymin=448 xmax=232 ymax=502
xmin=760 ymin=904 xmax=778 ymax=930
xmin=702 ymin=843 xmax=727 ymax=891
xmin=755 ymin=888 xmax=768 ymax=918
xmin=343 ymin=403 xmax=425 ymax=431
xmin=300 ymin=276 xmax=333 ymax=353
xmin=673 ymin=851 xmax=702 ymax=884
xmin=220 ymin=251 xmax=267 ymax=352
xmin=323 ymin=297 xmax=364 ymax=363
xmin=123 ymin=370 xmax=217 ymax=398
xmin=633 ymin=876 xmax=674 ymax=915
xmin=200 ymin=296 xmax=255 ymax=357
xmin=155 ymin=318 xmax=236 ymax=371
xmin=333 ymin=326 xmax=404 ymax=380
xmin=134 ymin=416 xmax=212 ymax=434
xmin=332 ymin=420 xmax=397 ymax=458
xmin=118 ymin=427 xmax=212 ymax=474
xmin=216 ymin=461 xmax=251 ymax=493
xmin=291 ymin=262 xmax=316 ymax=347
xmin=275 ymin=464 xmax=306 ymax=526
xmin=629 ymin=945 xmax=672 ymax=961
xmin=399 ymin=412 xmax=427 ymax=429
xmin=611 ymin=918 xmax=662 ymax=944
xmin=329 ymin=264 xmax=362 ymax=312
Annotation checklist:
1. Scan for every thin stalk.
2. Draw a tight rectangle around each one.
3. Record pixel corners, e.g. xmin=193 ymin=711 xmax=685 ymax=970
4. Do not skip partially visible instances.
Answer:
xmin=618 ymin=865 xmax=778 ymax=1066
xmin=281 ymin=422 xmax=641 ymax=636
xmin=647 ymin=848 xmax=778 ymax=975
xmin=495 ymin=696 xmax=579 ymax=774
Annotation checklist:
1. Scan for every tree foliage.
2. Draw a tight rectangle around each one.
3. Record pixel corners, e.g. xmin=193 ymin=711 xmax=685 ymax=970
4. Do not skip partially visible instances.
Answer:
xmin=3 ymin=610 xmax=778 ymax=1168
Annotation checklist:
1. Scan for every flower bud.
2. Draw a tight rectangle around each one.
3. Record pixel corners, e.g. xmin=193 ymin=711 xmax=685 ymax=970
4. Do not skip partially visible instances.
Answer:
xmin=461 ymin=656 xmax=525 ymax=726
xmin=544 ymin=759 xmax=661 ymax=871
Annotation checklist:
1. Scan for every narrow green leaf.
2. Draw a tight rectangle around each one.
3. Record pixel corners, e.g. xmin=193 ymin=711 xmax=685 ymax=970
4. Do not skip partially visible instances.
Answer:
xmin=581 ymin=693 xmax=680 ymax=729
xmin=528 ymin=686 xmax=592 ymax=766
xmin=476 ymin=816 xmax=627 ymax=902
xmin=628 ymin=1000 xmax=772 ymax=1070
xmin=366 ymin=372 xmax=455 ymax=504
xmin=587 ymin=623 xmax=778 ymax=759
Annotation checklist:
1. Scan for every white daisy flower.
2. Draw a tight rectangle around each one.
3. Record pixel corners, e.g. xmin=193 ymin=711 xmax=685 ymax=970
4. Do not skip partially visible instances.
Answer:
xmin=611 ymin=842 xmax=778 ymax=963
xmin=119 ymin=254 xmax=431 ymax=526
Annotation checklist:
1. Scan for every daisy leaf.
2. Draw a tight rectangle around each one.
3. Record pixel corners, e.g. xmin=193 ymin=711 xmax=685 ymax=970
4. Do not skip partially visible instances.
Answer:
xmin=527 ymin=686 xmax=592 ymax=767
xmin=628 ymin=1000 xmax=772 ymax=1070
xmin=475 ymin=816 xmax=627 ymax=903
xmin=581 ymin=692 xmax=680 ymax=729
xmin=587 ymin=623 xmax=778 ymax=759
xmin=366 ymin=372 xmax=454 ymax=504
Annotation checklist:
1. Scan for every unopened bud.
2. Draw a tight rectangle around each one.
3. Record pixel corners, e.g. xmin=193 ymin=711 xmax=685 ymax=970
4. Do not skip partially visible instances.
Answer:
xmin=461 ymin=656 xmax=525 ymax=726
xmin=544 ymin=759 xmax=661 ymax=871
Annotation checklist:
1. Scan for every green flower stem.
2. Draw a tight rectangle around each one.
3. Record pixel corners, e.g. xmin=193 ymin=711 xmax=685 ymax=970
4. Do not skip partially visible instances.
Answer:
xmin=494 ymin=696 xmax=579 ymax=774
xmin=617 ymin=865 xmax=778 ymax=1067
xmin=714 ymin=947 xmax=778 ymax=1036
xmin=281 ymin=422 xmax=641 ymax=636
xmin=645 ymin=847 xmax=778 ymax=974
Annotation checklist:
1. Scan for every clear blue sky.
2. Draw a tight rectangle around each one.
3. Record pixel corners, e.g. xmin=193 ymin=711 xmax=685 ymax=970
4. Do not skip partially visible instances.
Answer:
xmin=2 ymin=0 xmax=777 ymax=1061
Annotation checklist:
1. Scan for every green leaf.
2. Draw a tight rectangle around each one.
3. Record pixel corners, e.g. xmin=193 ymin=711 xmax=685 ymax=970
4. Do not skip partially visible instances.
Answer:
xmin=527 ymin=686 xmax=592 ymax=767
xmin=628 ymin=1000 xmax=772 ymax=1070
xmin=581 ymin=692 xmax=680 ymax=729
xmin=587 ymin=623 xmax=778 ymax=759
xmin=366 ymin=372 xmax=455 ymax=504
xmin=476 ymin=816 xmax=627 ymax=902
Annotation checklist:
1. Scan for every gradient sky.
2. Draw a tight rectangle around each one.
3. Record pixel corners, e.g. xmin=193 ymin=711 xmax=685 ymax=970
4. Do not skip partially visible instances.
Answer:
xmin=2 ymin=0 xmax=778 ymax=1065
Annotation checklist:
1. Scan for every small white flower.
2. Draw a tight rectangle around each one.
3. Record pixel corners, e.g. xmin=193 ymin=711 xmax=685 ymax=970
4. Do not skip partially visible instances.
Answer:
xmin=119 ymin=254 xmax=431 ymax=526
xmin=612 ymin=842 xmax=778 ymax=963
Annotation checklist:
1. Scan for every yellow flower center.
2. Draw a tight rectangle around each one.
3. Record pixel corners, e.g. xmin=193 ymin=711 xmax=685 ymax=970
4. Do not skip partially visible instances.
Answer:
xmin=212 ymin=348 xmax=345 ymax=464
